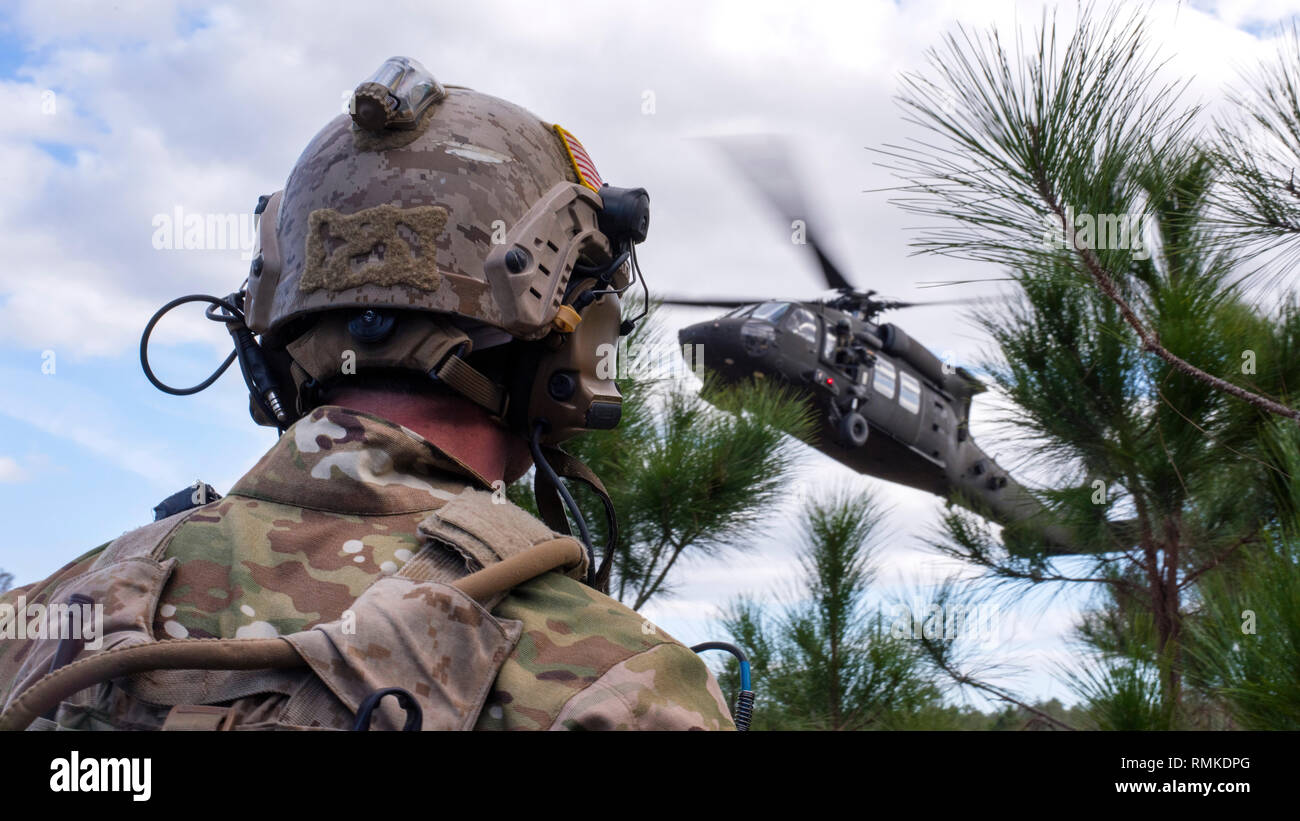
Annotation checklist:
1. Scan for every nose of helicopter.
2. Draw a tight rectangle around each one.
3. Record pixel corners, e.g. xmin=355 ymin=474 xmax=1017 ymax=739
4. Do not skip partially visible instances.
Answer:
xmin=678 ymin=319 xmax=748 ymax=381
xmin=677 ymin=321 xmax=707 ymax=348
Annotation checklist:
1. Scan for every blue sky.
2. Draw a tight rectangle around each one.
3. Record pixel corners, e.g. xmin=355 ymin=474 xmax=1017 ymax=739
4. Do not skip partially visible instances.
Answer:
xmin=0 ymin=0 xmax=1295 ymax=708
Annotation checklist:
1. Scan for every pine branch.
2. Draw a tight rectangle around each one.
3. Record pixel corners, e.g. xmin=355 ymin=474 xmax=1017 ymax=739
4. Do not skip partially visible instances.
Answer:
xmin=1179 ymin=535 xmax=1257 ymax=590
xmin=920 ymin=640 xmax=1077 ymax=731
xmin=1040 ymin=184 xmax=1300 ymax=422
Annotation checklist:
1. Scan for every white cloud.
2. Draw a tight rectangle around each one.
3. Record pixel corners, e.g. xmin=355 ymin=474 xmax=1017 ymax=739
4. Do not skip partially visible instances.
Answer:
xmin=0 ymin=456 xmax=28 ymax=482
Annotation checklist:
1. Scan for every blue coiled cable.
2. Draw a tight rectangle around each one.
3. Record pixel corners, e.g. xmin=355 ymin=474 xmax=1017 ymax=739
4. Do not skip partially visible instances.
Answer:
xmin=690 ymin=641 xmax=754 ymax=731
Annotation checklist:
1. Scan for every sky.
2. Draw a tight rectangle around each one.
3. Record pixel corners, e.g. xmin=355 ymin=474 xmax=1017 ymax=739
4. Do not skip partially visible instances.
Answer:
xmin=0 ymin=0 xmax=1296 ymax=708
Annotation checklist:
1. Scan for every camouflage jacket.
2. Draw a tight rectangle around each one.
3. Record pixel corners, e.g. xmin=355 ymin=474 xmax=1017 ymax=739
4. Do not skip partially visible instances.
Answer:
xmin=0 ymin=406 xmax=735 ymax=731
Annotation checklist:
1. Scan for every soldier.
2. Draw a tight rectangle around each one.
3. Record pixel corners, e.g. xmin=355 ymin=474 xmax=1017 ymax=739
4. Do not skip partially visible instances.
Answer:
xmin=0 ymin=57 xmax=735 ymax=731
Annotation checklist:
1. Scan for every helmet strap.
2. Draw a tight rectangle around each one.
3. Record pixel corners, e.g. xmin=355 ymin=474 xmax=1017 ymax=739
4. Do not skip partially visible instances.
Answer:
xmin=430 ymin=349 xmax=509 ymax=418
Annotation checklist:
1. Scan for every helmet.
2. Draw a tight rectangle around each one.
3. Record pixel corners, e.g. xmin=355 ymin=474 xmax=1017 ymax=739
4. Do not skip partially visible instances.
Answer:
xmin=243 ymin=57 xmax=649 ymax=444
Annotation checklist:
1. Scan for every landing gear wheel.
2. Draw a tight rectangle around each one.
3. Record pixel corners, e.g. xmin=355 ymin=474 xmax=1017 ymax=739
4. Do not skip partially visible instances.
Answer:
xmin=839 ymin=411 xmax=869 ymax=447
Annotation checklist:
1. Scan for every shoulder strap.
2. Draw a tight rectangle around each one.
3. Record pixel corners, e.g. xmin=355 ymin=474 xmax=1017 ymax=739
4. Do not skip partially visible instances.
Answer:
xmin=416 ymin=486 xmax=589 ymax=584
xmin=94 ymin=507 xmax=203 ymax=566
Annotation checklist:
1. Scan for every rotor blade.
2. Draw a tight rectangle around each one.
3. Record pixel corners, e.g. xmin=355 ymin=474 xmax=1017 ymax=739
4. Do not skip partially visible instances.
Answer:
xmin=706 ymin=135 xmax=855 ymax=292
xmin=658 ymin=296 xmax=755 ymax=309
xmin=882 ymin=295 xmax=1012 ymax=310
xmin=808 ymin=238 xmax=853 ymax=292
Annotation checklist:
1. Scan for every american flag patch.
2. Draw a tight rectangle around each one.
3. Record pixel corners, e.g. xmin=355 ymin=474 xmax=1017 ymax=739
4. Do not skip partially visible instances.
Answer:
xmin=554 ymin=124 xmax=604 ymax=192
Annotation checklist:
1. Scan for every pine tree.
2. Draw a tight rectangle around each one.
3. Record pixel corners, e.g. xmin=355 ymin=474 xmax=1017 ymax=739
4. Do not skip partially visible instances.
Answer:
xmin=879 ymin=3 xmax=1300 ymax=723
xmin=715 ymin=489 xmax=945 ymax=730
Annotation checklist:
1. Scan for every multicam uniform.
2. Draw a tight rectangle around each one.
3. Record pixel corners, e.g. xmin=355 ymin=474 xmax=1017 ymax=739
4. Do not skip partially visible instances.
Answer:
xmin=0 ymin=406 xmax=735 ymax=731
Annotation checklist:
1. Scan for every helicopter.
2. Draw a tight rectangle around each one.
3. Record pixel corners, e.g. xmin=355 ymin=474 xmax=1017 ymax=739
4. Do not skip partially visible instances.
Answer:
xmin=666 ymin=138 xmax=1121 ymax=556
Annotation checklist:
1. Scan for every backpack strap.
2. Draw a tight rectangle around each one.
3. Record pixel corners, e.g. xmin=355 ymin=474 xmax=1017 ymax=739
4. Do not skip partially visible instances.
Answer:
xmin=97 ymin=505 xmax=200 ymax=564
xmin=415 ymin=486 xmax=589 ymax=589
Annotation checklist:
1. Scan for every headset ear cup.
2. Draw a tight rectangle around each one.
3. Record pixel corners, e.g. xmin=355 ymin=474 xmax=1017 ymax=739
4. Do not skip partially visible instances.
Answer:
xmin=245 ymin=190 xmax=284 ymax=334
xmin=525 ymin=291 xmax=623 ymax=445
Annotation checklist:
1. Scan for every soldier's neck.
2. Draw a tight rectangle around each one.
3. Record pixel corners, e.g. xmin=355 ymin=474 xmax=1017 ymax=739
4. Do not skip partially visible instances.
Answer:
xmin=324 ymin=388 xmax=525 ymax=484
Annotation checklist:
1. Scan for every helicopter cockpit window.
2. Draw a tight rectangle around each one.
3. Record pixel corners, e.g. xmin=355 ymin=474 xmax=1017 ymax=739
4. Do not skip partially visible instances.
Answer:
xmin=873 ymin=359 xmax=896 ymax=399
xmin=785 ymin=307 xmax=818 ymax=346
xmin=750 ymin=302 xmax=790 ymax=323
xmin=725 ymin=304 xmax=756 ymax=318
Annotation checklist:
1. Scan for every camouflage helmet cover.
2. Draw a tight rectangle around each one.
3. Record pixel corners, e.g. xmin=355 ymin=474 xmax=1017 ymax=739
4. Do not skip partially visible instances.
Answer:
xmin=244 ymin=73 xmax=615 ymax=344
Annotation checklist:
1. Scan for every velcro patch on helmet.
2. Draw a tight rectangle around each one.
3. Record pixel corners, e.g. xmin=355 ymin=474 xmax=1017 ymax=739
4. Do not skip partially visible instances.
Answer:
xmin=301 ymin=204 xmax=448 ymax=293
xmin=553 ymin=125 xmax=604 ymax=192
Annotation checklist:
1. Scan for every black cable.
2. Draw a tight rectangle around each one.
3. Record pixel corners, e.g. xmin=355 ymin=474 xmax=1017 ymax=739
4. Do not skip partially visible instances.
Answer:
xmin=590 ymin=489 xmax=618 ymax=592
xmin=689 ymin=641 xmax=749 ymax=663
xmin=204 ymin=299 xmax=240 ymax=324
xmin=573 ymin=248 xmax=630 ymax=284
xmin=140 ymin=292 xmax=288 ymax=434
xmin=234 ymin=335 xmax=283 ymax=431
xmin=140 ymin=294 xmax=243 ymax=395
xmin=635 ymin=244 xmax=649 ymax=303
xmin=530 ymin=422 xmax=595 ymax=584
xmin=625 ymin=243 xmax=651 ymax=329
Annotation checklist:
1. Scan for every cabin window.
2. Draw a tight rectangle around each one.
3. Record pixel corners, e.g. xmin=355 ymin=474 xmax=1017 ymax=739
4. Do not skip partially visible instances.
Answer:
xmin=899 ymin=372 xmax=921 ymax=414
xmin=725 ymin=304 xmax=756 ymax=318
xmin=786 ymin=307 xmax=818 ymax=346
xmin=751 ymin=302 xmax=789 ymax=323
xmin=873 ymin=359 xmax=896 ymax=399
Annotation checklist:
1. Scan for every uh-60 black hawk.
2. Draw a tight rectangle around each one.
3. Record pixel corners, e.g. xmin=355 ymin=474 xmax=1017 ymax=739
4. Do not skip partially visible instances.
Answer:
xmin=668 ymin=138 xmax=1117 ymax=556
